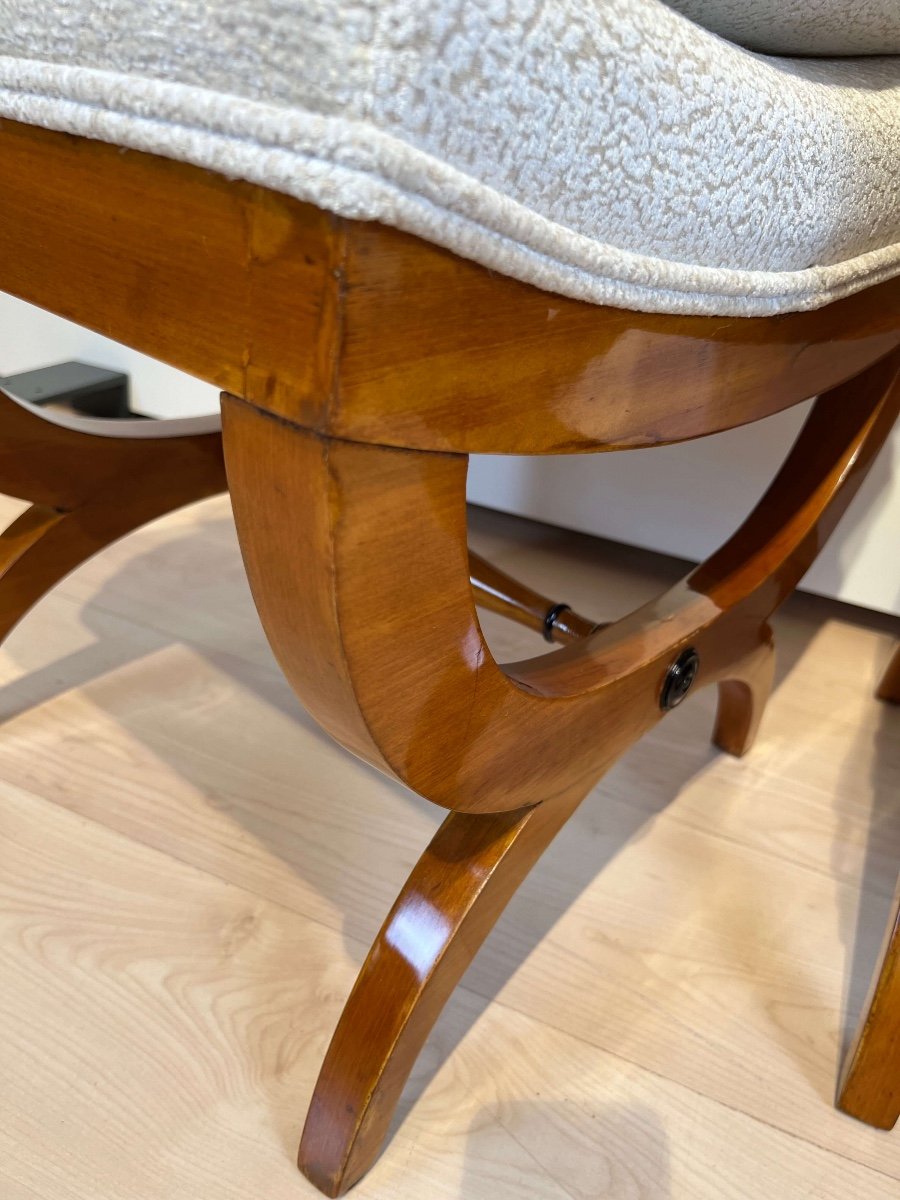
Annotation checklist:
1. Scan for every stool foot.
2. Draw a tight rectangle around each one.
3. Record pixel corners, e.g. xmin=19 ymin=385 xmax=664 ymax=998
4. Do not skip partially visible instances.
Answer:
xmin=298 ymin=783 xmax=590 ymax=1196
xmin=839 ymin=876 xmax=900 ymax=1130
xmin=221 ymin=354 xmax=900 ymax=1193
xmin=713 ymin=630 xmax=776 ymax=757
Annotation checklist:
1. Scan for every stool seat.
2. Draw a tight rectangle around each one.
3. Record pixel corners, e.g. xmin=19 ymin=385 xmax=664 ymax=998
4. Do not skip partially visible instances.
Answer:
xmin=1 ymin=9 xmax=900 ymax=1194
xmin=0 ymin=0 xmax=898 ymax=316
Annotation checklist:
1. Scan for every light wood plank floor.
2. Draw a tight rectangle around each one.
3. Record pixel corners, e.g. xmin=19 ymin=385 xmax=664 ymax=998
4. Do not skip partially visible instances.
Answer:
xmin=0 ymin=492 xmax=898 ymax=1200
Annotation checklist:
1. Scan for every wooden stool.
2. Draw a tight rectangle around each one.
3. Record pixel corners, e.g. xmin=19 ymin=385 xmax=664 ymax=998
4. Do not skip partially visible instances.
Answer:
xmin=0 ymin=120 xmax=898 ymax=1195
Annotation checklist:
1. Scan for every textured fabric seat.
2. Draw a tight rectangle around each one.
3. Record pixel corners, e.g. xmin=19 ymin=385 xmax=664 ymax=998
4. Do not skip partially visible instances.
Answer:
xmin=0 ymin=0 xmax=898 ymax=316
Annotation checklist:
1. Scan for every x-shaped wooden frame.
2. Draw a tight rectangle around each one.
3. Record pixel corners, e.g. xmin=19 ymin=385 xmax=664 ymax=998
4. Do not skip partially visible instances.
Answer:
xmin=0 ymin=118 xmax=898 ymax=1195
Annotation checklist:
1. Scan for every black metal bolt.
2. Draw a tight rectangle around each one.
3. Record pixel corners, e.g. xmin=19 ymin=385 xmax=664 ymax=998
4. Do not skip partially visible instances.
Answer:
xmin=660 ymin=647 xmax=700 ymax=711
xmin=543 ymin=602 xmax=572 ymax=643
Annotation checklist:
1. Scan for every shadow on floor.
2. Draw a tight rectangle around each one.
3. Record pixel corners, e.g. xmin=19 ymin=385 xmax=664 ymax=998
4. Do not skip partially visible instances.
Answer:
xmin=460 ymin=1100 xmax=672 ymax=1199
xmin=0 ymin=499 xmax=897 ymax=1180
xmin=835 ymin=653 xmax=900 ymax=1097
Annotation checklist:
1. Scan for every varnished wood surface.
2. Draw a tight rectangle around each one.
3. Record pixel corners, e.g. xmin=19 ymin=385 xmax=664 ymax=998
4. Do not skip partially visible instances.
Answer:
xmin=4 ymin=118 xmax=900 ymax=455
xmin=329 ymin=228 xmax=900 ymax=453
xmin=299 ymin=783 xmax=591 ymax=1196
xmin=1 ymin=494 xmax=898 ymax=1199
xmin=3 ymin=114 xmax=899 ymax=1195
xmin=225 ymin=354 xmax=899 ymax=1192
xmin=711 ymin=630 xmax=776 ymax=758
xmin=0 ymin=119 xmax=337 ymax=425
xmin=469 ymin=550 xmax=599 ymax=643
xmin=223 ymin=354 xmax=900 ymax=816
xmin=0 ymin=386 xmax=226 ymax=646
xmin=0 ymin=384 xmax=223 ymax=513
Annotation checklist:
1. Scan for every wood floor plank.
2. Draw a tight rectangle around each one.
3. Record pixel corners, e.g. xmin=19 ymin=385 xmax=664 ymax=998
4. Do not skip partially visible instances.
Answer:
xmin=0 ymin=493 xmax=897 ymax=1192
xmin=3 ymin=780 xmax=897 ymax=1200
xmin=0 ymin=614 xmax=895 ymax=1172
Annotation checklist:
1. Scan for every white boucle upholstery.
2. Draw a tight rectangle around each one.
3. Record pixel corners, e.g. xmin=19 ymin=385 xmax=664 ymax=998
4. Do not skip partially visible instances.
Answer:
xmin=0 ymin=0 xmax=898 ymax=317
xmin=666 ymin=1 xmax=900 ymax=56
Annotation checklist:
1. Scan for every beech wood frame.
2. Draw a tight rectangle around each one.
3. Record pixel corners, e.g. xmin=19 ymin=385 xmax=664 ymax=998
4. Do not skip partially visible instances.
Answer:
xmin=0 ymin=118 xmax=898 ymax=1194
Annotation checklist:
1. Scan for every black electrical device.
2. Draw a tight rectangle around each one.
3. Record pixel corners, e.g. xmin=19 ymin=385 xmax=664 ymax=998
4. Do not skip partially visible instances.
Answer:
xmin=0 ymin=360 xmax=134 ymax=419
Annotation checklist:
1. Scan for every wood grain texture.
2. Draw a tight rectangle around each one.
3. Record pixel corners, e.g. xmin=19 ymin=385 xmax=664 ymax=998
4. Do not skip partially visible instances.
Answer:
xmin=0 ymin=384 xmax=222 ymax=513
xmin=224 ymin=353 xmax=899 ymax=1192
xmin=4 ymin=118 xmax=900 ymax=455
xmin=1 ymin=495 xmax=898 ymax=1200
xmin=2 ymin=115 xmax=899 ymax=1194
xmin=223 ymin=353 xmax=900 ymax=816
xmin=327 ymin=224 xmax=900 ymax=453
xmin=0 ymin=386 xmax=225 ymax=646
xmin=0 ymin=119 xmax=339 ymax=425
xmin=299 ymin=782 xmax=591 ymax=1196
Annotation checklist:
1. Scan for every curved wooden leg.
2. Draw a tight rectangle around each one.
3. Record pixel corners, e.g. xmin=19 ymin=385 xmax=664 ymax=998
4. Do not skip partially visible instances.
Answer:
xmin=837 ymin=643 xmax=900 ymax=1126
xmin=222 ymin=355 xmax=900 ymax=1194
xmin=876 ymin=646 xmax=900 ymax=704
xmin=0 ymin=486 xmax=212 ymax=645
xmin=839 ymin=876 xmax=900 ymax=1129
xmin=713 ymin=628 xmax=776 ymax=757
xmin=0 ymin=387 xmax=225 ymax=646
xmin=298 ymin=780 xmax=589 ymax=1197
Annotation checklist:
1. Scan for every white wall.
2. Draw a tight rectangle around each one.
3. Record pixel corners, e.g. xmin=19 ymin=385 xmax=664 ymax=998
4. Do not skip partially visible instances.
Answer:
xmin=3 ymin=292 xmax=898 ymax=616
xmin=0 ymin=293 xmax=216 ymax=419
xmin=469 ymin=408 xmax=900 ymax=617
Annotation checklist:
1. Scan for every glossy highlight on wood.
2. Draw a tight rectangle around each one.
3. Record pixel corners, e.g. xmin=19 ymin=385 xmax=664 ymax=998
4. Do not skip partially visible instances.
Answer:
xmin=2 ymin=116 xmax=899 ymax=1197
xmin=469 ymin=550 xmax=600 ymax=644
xmin=4 ymin=116 xmax=900 ymax=455
xmin=4 ymin=496 xmax=896 ymax=1200
xmin=223 ymin=354 xmax=900 ymax=817
xmin=298 ymin=783 xmax=590 ymax=1196
xmin=223 ymin=351 xmax=900 ymax=1194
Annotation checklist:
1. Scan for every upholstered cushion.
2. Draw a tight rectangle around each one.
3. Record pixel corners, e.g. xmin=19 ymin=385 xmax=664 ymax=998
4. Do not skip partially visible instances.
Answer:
xmin=0 ymin=0 xmax=898 ymax=317
xmin=665 ymin=0 xmax=900 ymax=56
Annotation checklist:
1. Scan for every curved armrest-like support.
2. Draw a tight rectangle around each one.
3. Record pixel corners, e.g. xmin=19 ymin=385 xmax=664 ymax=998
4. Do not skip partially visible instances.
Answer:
xmin=223 ymin=350 xmax=900 ymax=815
xmin=3 ymin=116 xmax=898 ymax=1199
xmin=511 ymin=352 xmax=900 ymax=698
xmin=221 ymin=348 xmax=900 ymax=1198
